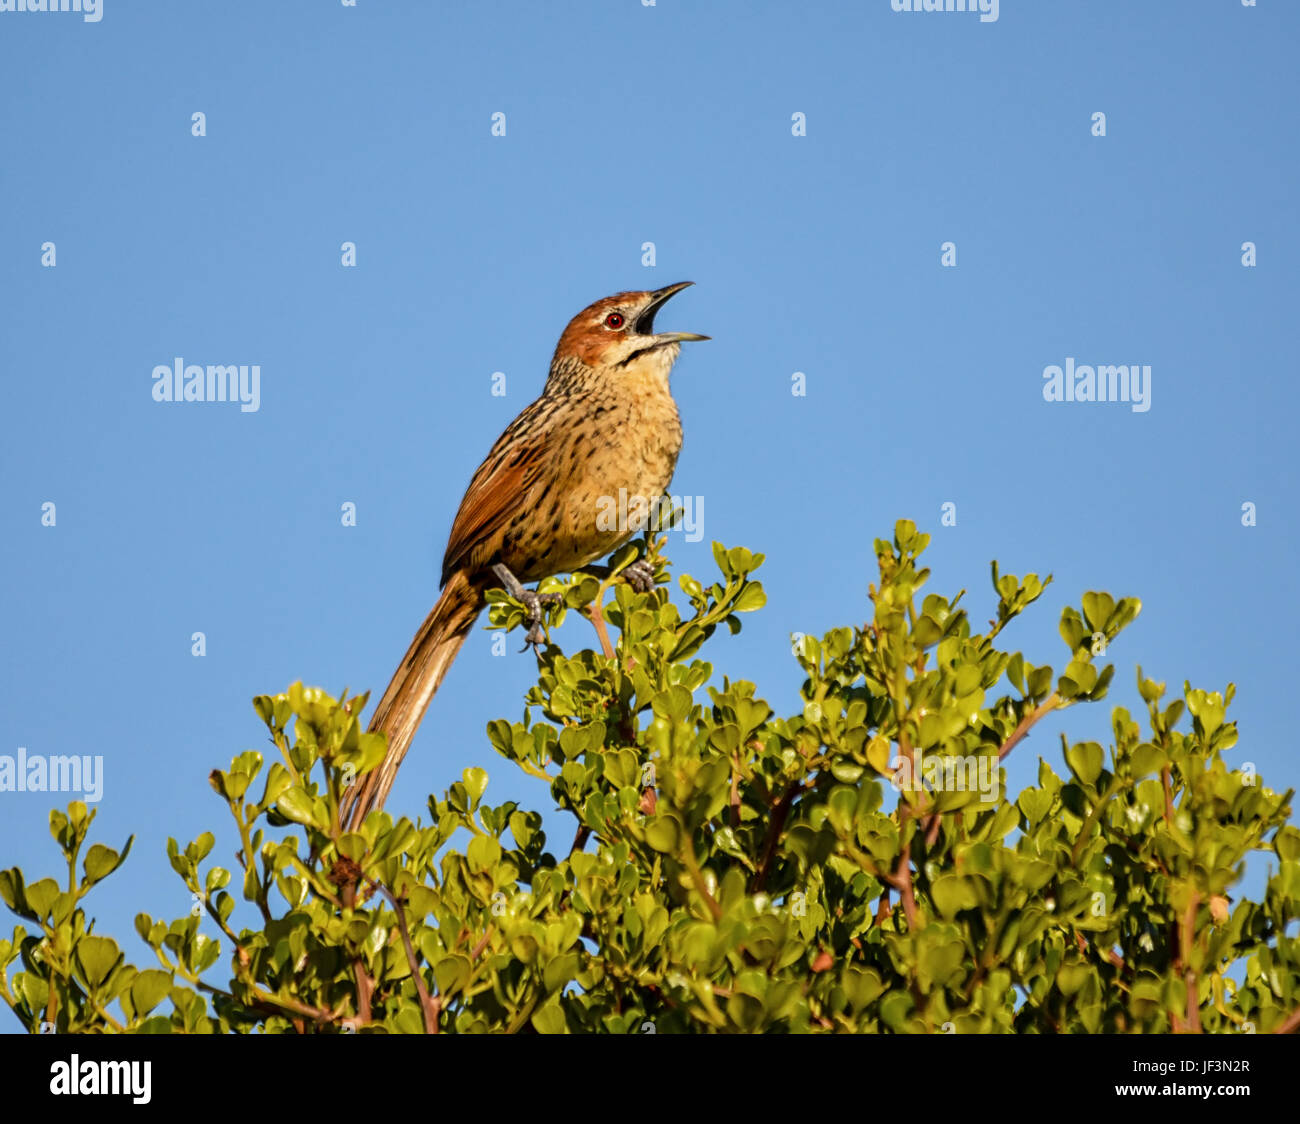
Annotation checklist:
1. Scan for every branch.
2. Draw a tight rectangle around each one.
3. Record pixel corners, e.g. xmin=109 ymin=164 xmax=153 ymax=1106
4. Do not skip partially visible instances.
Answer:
xmin=892 ymin=835 xmax=918 ymax=930
xmin=352 ymin=957 xmax=374 ymax=1026
xmin=235 ymin=984 xmax=339 ymax=1028
xmin=1172 ymin=892 xmax=1202 ymax=1034
xmin=469 ymin=925 xmax=495 ymax=962
xmin=582 ymin=577 xmax=617 ymax=660
xmin=729 ymin=755 xmax=741 ymax=829
xmin=1275 ymin=1004 xmax=1300 ymax=1035
xmin=998 ymin=692 xmax=1061 ymax=762
xmin=569 ymin=824 xmax=591 ymax=857
xmin=924 ymin=811 xmax=942 ymax=848
xmin=752 ymin=780 xmax=800 ymax=892
xmin=372 ymin=880 xmax=440 ymax=1033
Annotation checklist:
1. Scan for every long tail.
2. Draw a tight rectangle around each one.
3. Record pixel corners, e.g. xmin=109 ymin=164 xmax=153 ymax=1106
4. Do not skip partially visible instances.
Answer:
xmin=346 ymin=568 xmax=483 ymax=829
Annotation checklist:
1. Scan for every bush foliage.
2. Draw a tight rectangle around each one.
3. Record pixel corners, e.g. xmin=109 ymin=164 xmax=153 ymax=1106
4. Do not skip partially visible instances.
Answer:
xmin=3 ymin=521 xmax=1298 ymax=1033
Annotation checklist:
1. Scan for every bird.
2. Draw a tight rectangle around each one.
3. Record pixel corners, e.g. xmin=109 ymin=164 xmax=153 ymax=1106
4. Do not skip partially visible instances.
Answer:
xmin=344 ymin=282 xmax=709 ymax=829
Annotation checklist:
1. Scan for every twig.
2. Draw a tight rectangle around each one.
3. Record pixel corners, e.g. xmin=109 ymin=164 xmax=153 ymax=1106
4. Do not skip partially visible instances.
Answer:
xmin=469 ymin=926 xmax=495 ymax=962
xmin=875 ymin=890 xmax=891 ymax=926
xmin=752 ymin=780 xmax=800 ymax=892
xmin=998 ymin=692 xmax=1061 ymax=761
xmin=219 ymin=982 xmax=338 ymax=1028
xmin=584 ymin=582 xmax=616 ymax=660
xmin=372 ymin=880 xmax=440 ymax=1033
xmin=892 ymin=836 xmax=918 ymax=930
xmin=353 ymin=958 xmax=373 ymax=1025
xmin=729 ymin=755 xmax=741 ymax=829
xmin=1275 ymin=1004 xmax=1300 ymax=1034
xmin=1172 ymin=892 xmax=1202 ymax=1033
xmin=569 ymin=824 xmax=591 ymax=856
xmin=925 ymin=811 xmax=943 ymax=848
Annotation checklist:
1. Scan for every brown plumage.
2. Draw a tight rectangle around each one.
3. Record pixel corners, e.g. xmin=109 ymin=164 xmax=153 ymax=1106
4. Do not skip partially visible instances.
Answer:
xmin=344 ymin=282 xmax=708 ymax=828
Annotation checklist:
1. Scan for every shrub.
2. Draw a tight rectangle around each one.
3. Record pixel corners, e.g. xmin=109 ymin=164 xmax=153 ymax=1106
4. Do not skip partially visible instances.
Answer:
xmin=3 ymin=521 xmax=1297 ymax=1033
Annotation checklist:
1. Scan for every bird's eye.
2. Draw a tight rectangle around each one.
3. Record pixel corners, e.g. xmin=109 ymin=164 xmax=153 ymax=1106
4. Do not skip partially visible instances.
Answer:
xmin=604 ymin=312 xmax=625 ymax=330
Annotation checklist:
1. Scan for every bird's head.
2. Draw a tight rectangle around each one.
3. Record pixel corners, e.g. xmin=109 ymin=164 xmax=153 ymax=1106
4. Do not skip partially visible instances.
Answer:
xmin=550 ymin=281 xmax=709 ymax=380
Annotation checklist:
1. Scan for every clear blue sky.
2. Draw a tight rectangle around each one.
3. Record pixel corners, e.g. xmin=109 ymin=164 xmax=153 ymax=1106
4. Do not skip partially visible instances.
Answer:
xmin=2 ymin=1 xmax=1297 ymax=1021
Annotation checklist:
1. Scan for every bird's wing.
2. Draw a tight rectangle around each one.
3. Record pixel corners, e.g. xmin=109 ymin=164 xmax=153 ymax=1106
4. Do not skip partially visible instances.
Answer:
xmin=440 ymin=408 xmax=554 ymax=584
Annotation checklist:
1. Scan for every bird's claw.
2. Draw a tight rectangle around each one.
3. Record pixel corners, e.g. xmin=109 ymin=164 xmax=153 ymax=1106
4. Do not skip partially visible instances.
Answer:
xmin=622 ymin=559 xmax=657 ymax=594
xmin=518 ymin=590 xmax=562 ymax=652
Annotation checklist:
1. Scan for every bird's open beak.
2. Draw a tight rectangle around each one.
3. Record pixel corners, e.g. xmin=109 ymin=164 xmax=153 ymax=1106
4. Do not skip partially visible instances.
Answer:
xmin=637 ymin=281 xmax=710 ymax=343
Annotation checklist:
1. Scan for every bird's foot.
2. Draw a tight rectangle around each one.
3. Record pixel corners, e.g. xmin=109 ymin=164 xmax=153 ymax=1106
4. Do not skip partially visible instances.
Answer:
xmin=519 ymin=589 xmax=563 ymax=649
xmin=622 ymin=559 xmax=657 ymax=594
xmin=492 ymin=563 xmax=561 ymax=651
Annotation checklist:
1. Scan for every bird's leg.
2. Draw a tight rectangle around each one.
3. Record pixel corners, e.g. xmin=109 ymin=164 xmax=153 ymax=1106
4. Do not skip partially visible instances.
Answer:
xmin=621 ymin=559 xmax=657 ymax=594
xmin=491 ymin=563 xmax=562 ymax=649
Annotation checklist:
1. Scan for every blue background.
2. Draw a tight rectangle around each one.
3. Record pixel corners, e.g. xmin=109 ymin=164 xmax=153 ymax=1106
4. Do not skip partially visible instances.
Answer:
xmin=2 ymin=0 xmax=1297 ymax=1025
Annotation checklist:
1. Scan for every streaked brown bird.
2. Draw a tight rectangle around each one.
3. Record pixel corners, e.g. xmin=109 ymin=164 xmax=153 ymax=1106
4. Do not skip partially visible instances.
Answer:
xmin=345 ymin=282 xmax=708 ymax=829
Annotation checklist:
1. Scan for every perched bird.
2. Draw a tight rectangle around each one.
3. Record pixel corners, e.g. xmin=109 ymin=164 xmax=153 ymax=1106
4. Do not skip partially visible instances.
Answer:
xmin=345 ymin=282 xmax=708 ymax=828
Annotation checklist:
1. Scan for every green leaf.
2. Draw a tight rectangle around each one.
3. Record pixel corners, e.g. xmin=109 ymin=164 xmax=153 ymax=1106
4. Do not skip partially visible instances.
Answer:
xmin=1081 ymin=592 xmax=1115 ymax=633
xmin=1129 ymin=743 xmax=1165 ymax=779
xmin=1275 ymin=827 xmax=1300 ymax=863
xmin=645 ymin=816 xmax=681 ymax=854
xmin=130 ymin=969 xmax=173 ymax=1016
xmin=462 ymin=767 xmax=489 ymax=807
xmin=76 ymin=935 xmax=123 ymax=989
xmin=1065 ymin=742 xmax=1104 ymax=787
xmin=1018 ymin=788 xmax=1054 ymax=825
xmin=432 ymin=953 xmax=472 ymax=996
xmin=276 ymin=786 xmax=324 ymax=829
xmin=258 ymin=763 xmax=294 ymax=809
xmin=531 ymin=998 xmax=567 ymax=1034
xmin=467 ymin=834 xmax=502 ymax=874
xmin=83 ymin=837 xmax=133 ymax=886
xmin=733 ymin=583 xmax=767 ymax=613
xmin=931 ymin=875 xmax=978 ymax=920
xmin=24 ymin=878 xmax=60 ymax=920
xmin=18 ymin=973 xmax=49 ymax=1016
